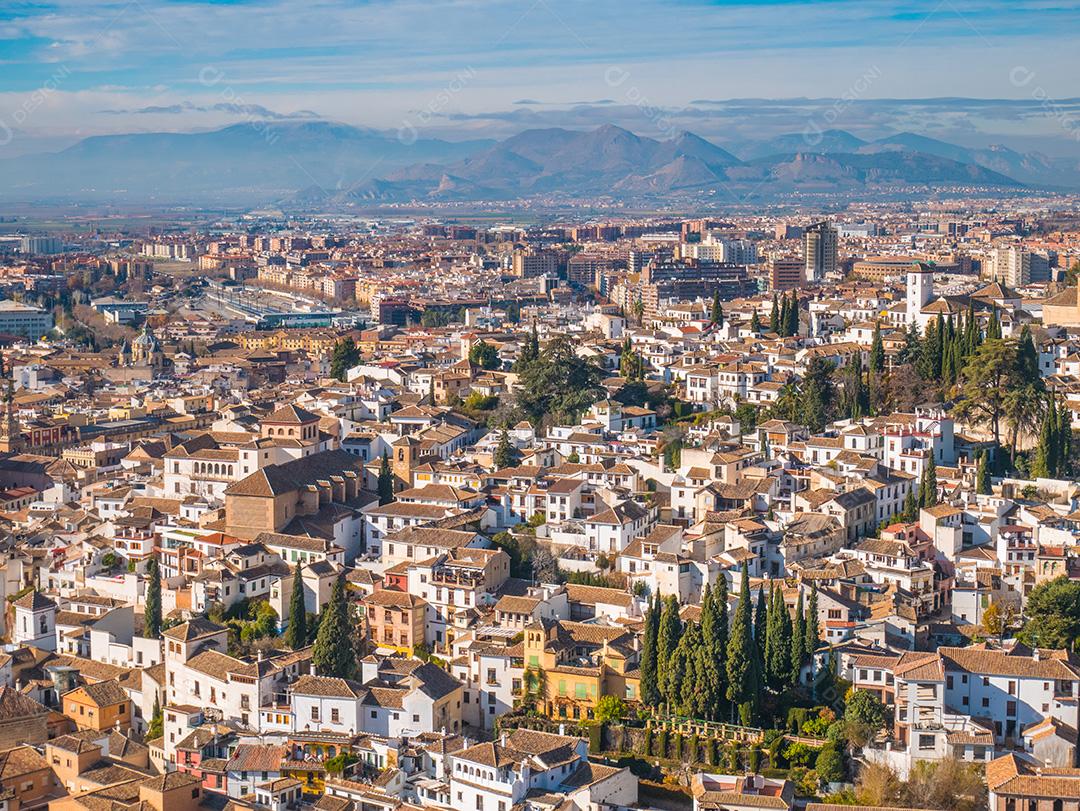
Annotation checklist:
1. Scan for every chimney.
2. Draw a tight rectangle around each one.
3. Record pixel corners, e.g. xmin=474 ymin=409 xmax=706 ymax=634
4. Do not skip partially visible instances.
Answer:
xmin=1033 ymin=648 xmax=1041 ymax=661
xmin=558 ymin=723 xmax=566 ymax=737
xmin=499 ymin=731 xmax=508 ymax=747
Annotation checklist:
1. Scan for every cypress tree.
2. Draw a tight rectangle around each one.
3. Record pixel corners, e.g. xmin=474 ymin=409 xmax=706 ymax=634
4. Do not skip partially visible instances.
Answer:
xmin=791 ymin=591 xmax=806 ymax=685
xmin=870 ymin=322 xmax=885 ymax=375
xmin=921 ymin=453 xmax=938 ymax=508
xmin=778 ymin=294 xmax=790 ymax=337
xmin=726 ymin=563 xmax=756 ymax=724
xmin=711 ymin=291 xmax=724 ymax=326
xmin=804 ymin=588 xmax=819 ymax=660
xmin=144 ymin=555 xmax=161 ymax=638
xmin=640 ymin=593 xmax=661 ymax=705
xmin=750 ymin=309 xmax=761 ymax=333
xmin=377 ymin=453 xmax=394 ymax=505
xmin=656 ymin=595 xmax=682 ymax=707
xmin=1033 ymin=396 xmax=1056 ymax=478
xmin=766 ymin=583 xmax=793 ymax=690
xmin=312 ymin=575 xmax=356 ymax=679
xmin=1059 ymin=400 xmax=1073 ymax=475
xmin=697 ymin=585 xmax=724 ymax=720
xmin=785 ymin=292 xmax=799 ymax=337
xmin=753 ymin=585 xmax=768 ymax=674
xmin=903 ymin=487 xmax=919 ymax=521
xmin=987 ymin=307 xmax=1002 ymax=340
xmin=665 ymin=621 xmax=694 ymax=711
xmin=769 ymin=294 xmax=780 ymax=334
xmin=1018 ymin=325 xmax=1039 ymax=380
xmin=975 ymin=450 xmax=992 ymax=495
xmin=284 ymin=562 xmax=308 ymax=650
xmin=147 ymin=693 xmax=163 ymax=740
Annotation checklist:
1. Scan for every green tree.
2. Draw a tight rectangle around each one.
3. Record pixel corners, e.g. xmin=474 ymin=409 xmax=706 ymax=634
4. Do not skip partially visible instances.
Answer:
xmin=147 ymin=693 xmax=163 ymax=740
xmin=640 ymin=593 xmax=661 ymax=706
xmin=754 ymin=584 xmax=768 ymax=675
xmin=800 ymin=357 xmax=837 ymax=432
xmin=750 ymin=309 xmax=761 ymax=333
xmin=515 ymin=323 xmax=540 ymax=371
xmin=330 ymin=337 xmax=360 ymax=382
xmin=975 ymin=450 xmax=992 ymax=494
xmin=312 ymin=576 xmax=356 ymax=679
xmin=468 ymin=340 xmax=500 ymax=370
xmin=1017 ymin=576 xmax=1080 ymax=650
xmin=711 ymin=291 xmax=724 ymax=327
xmin=765 ymin=583 xmax=793 ymax=690
xmin=845 ymin=689 xmax=888 ymax=747
xmin=785 ymin=292 xmax=799 ymax=337
xmin=919 ymin=453 xmax=937 ymax=508
xmin=695 ymin=583 xmax=726 ymax=720
xmin=284 ymin=562 xmax=308 ymax=650
xmin=144 ymin=555 xmax=162 ymax=638
xmin=869 ymin=322 xmax=885 ymax=376
xmin=791 ymin=590 xmax=806 ymax=683
xmin=594 ymin=694 xmax=628 ymax=724
xmin=769 ymin=294 xmax=780 ymax=334
xmin=726 ymin=563 xmax=757 ymax=724
xmin=493 ymin=429 xmax=519 ymax=469
xmin=515 ymin=335 xmax=604 ymax=425
xmin=656 ymin=595 xmax=682 ymax=702
xmin=377 ymin=453 xmax=394 ymax=505
xmin=804 ymin=588 xmax=819 ymax=660
xmin=816 ymin=744 xmax=845 ymax=783
xmin=956 ymin=339 xmax=1021 ymax=447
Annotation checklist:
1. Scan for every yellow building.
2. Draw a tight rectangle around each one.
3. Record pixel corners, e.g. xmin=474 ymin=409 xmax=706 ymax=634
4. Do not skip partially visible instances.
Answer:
xmin=523 ymin=619 xmax=640 ymax=721
xmin=61 ymin=681 xmax=132 ymax=732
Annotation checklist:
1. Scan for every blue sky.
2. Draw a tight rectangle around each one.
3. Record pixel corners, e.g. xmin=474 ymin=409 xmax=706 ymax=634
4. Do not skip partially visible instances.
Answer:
xmin=0 ymin=0 xmax=1079 ymax=149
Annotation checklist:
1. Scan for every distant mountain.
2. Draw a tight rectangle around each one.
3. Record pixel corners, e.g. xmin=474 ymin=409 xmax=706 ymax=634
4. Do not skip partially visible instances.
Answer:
xmin=0 ymin=120 xmax=1062 ymax=206
xmin=735 ymin=129 xmax=868 ymax=160
xmin=0 ymin=121 xmax=493 ymax=202
xmin=299 ymin=124 xmax=1024 ymax=205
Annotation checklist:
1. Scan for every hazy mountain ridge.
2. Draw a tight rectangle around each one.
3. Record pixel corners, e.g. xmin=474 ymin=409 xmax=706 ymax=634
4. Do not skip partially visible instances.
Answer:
xmin=0 ymin=119 xmax=1075 ymax=205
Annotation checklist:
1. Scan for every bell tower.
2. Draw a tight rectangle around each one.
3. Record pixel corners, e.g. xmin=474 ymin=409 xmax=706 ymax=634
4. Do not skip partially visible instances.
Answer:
xmin=0 ymin=363 xmax=22 ymax=455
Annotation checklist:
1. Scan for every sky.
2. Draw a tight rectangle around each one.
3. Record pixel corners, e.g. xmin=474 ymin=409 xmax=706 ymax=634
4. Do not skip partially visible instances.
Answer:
xmin=1 ymin=0 xmax=1080 ymax=153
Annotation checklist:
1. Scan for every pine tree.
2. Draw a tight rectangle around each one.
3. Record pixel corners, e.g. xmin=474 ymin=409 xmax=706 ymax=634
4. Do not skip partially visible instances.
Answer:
xmin=284 ymin=562 xmax=308 ymax=650
xmin=377 ymin=453 xmax=394 ymax=505
xmin=312 ymin=576 xmax=356 ymax=679
xmin=144 ymin=555 xmax=161 ymax=638
xmin=975 ymin=450 xmax=992 ymax=495
xmin=656 ymin=595 xmax=682 ymax=708
xmin=640 ymin=593 xmax=661 ymax=705
xmin=769 ymin=294 xmax=780 ymax=334
xmin=726 ymin=563 xmax=757 ymax=724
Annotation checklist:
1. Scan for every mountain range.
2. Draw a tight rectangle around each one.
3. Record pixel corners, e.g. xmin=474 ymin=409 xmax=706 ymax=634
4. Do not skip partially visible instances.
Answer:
xmin=3 ymin=120 xmax=1079 ymax=206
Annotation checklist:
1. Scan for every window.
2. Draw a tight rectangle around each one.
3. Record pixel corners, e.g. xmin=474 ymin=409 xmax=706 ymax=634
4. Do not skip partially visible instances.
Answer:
xmin=331 ymin=708 xmax=339 ymax=723
xmin=918 ymin=734 xmax=935 ymax=750
xmin=311 ymin=707 xmax=319 ymax=721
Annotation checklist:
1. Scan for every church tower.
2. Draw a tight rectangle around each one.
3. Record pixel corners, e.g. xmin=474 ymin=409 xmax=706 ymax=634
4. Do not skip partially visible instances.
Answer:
xmin=0 ymin=369 xmax=22 ymax=455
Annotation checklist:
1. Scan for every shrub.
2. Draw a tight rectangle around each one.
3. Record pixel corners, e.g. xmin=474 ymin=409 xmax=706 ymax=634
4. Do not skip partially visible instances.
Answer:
xmin=748 ymin=746 xmax=761 ymax=773
xmin=656 ymin=729 xmax=668 ymax=759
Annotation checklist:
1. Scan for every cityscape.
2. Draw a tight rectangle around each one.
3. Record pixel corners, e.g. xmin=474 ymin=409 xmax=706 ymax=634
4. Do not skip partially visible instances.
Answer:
xmin=1 ymin=2 xmax=1080 ymax=811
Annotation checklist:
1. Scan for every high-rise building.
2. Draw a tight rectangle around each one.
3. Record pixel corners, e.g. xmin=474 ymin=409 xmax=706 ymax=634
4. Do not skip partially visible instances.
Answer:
xmin=984 ymin=246 xmax=1050 ymax=287
xmin=19 ymin=236 xmax=63 ymax=255
xmin=803 ymin=221 xmax=838 ymax=281
xmin=511 ymin=250 xmax=558 ymax=278
xmin=769 ymin=258 xmax=805 ymax=291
